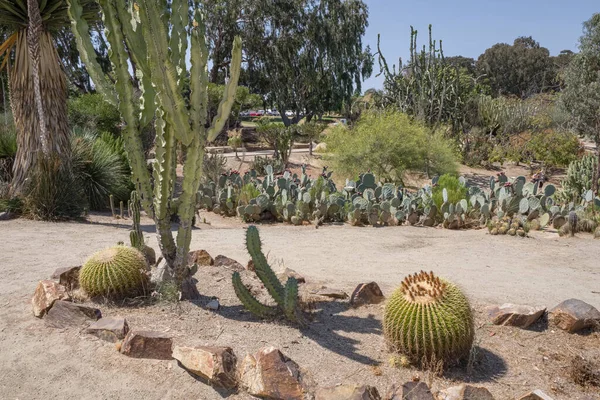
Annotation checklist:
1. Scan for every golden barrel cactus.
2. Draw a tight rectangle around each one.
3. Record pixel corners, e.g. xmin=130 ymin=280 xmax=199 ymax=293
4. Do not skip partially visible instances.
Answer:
xmin=383 ymin=271 xmax=474 ymax=366
xmin=79 ymin=246 xmax=148 ymax=298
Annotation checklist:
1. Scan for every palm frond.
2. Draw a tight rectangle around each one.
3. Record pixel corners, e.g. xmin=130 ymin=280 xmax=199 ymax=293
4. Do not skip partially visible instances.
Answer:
xmin=0 ymin=0 xmax=100 ymax=32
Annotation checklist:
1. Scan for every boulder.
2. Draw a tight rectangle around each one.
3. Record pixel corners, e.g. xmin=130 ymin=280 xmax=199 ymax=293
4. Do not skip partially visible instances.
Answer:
xmin=85 ymin=317 xmax=129 ymax=342
xmin=44 ymin=300 xmax=101 ymax=328
xmin=350 ymin=282 xmax=384 ymax=307
xmin=549 ymin=299 xmax=600 ymax=333
xmin=32 ymin=280 xmax=70 ymax=317
xmin=314 ymin=142 xmax=327 ymax=153
xmin=517 ymin=389 xmax=555 ymax=400
xmin=316 ymin=384 xmax=380 ymax=400
xmin=486 ymin=304 xmax=545 ymax=328
xmin=214 ymin=255 xmax=245 ymax=272
xmin=437 ymin=384 xmax=494 ymax=400
xmin=120 ymin=330 xmax=173 ymax=360
xmin=278 ymin=268 xmax=306 ymax=284
xmin=188 ymin=250 xmax=214 ymax=266
xmin=386 ymin=382 xmax=434 ymax=400
xmin=0 ymin=211 xmax=16 ymax=220
xmin=239 ymin=346 xmax=308 ymax=399
xmin=313 ymin=287 xmax=349 ymax=300
xmin=206 ymin=299 xmax=220 ymax=311
xmin=51 ymin=266 xmax=81 ymax=291
xmin=172 ymin=346 xmax=237 ymax=389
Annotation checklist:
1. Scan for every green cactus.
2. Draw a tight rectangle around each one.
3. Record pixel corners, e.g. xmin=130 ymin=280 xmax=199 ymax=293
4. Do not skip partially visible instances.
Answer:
xmin=129 ymin=191 xmax=144 ymax=249
xmin=232 ymin=226 xmax=302 ymax=323
xmin=384 ymin=271 xmax=474 ymax=366
xmin=79 ymin=245 xmax=149 ymax=298
xmin=68 ymin=0 xmax=242 ymax=291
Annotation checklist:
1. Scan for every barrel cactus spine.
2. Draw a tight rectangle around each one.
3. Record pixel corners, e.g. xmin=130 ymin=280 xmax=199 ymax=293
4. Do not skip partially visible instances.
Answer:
xmin=384 ymin=271 xmax=474 ymax=367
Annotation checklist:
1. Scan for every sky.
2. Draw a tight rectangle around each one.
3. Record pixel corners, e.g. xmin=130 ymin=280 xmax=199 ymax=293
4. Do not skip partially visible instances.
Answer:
xmin=362 ymin=0 xmax=599 ymax=89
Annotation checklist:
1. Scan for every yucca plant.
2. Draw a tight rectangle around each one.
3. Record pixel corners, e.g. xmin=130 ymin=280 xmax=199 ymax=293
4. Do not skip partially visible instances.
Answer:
xmin=67 ymin=0 xmax=241 ymax=296
xmin=0 ymin=0 xmax=100 ymax=194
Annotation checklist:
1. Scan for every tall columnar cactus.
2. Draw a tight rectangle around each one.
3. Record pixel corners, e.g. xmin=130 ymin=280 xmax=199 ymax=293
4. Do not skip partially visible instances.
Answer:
xmin=67 ymin=0 xmax=241 ymax=292
xmin=129 ymin=190 xmax=144 ymax=249
xmin=232 ymin=226 xmax=302 ymax=323
xmin=383 ymin=271 xmax=474 ymax=366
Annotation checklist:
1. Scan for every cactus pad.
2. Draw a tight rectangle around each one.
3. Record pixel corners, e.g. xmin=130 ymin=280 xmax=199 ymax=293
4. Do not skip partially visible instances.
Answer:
xmin=383 ymin=271 xmax=474 ymax=366
xmin=79 ymin=246 xmax=148 ymax=298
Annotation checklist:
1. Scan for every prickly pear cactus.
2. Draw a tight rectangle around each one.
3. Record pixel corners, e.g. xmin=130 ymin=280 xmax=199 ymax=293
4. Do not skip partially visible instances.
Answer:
xmin=383 ymin=271 xmax=474 ymax=366
xmin=79 ymin=245 xmax=149 ymax=298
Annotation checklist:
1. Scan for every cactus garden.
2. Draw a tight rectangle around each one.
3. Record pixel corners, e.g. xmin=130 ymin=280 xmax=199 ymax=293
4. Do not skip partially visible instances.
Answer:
xmin=1 ymin=1 xmax=600 ymax=399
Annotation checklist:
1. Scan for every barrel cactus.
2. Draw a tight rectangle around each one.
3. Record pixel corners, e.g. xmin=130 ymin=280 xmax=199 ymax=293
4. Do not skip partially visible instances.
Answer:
xmin=383 ymin=271 xmax=474 ymax=366
xmin=79 ymin=246 xmax=149 ymax=298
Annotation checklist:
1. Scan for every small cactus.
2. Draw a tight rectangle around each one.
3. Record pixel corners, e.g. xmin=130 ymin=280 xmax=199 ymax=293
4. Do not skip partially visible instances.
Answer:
xmin=384 ymin=271 xmax=474 ymax=366
xmin=79 ymin=246 xmax=149 ymax=299
xmin=568 ymin=211 xmax=578 ymax=237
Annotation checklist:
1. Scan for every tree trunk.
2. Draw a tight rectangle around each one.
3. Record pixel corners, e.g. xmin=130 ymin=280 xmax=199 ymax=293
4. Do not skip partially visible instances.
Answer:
xmin=10 ymin=30 xmax=69 ymax=195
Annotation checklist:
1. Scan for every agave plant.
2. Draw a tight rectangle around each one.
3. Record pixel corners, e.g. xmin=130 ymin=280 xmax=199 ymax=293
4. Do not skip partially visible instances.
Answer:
xmin=0 ymin=0 xmax=100 ymax=194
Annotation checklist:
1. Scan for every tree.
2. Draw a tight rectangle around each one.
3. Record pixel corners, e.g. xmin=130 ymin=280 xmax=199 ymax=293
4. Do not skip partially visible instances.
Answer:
xmin=445 ymin=56 xmax=476 ymax=76
xmin=0 ymin=0 xmax=99 ymax=194
xmin=476 ymin=36 xmax=555 ymax=97
xmin=243 ymin=0 xmax=372 ymax=125
xmin=560 ymin=13 xmax=600 ymax=196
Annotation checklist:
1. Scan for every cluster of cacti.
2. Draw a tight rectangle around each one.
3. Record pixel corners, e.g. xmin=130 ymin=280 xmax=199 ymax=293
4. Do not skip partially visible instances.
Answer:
xmin=383 ymin=271 xmax=474 ymax=366
xmin=557 ymin=155 xmax=599 ymax=203
xmin=558 ymin=210 xmax=598 ymax=237
xmin=68 ymin=0 xmax=242 ymax=289
xmin=232 ymin=226 xmax=302 ymax=323
xmin=487 ymin=216 xmax=530 ymax=237
xmin=79 ymin=245 xmax=149 ymax=299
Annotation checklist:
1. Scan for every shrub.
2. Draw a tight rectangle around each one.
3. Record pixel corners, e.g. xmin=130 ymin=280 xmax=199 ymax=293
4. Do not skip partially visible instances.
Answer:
xmin=325 ymin=110 xmax=458 ymax=183
xmin=0 ymin=117 xmax=16 ymax=182
xmin=23 ymin=154 xmax=86 ymax=220
xmin=558 ymin=154 xmax=599 ymax=202
xmin=250 ymin=155 xmax=285 ymax=175
xmin=202 ymin=153 xmax=227 ymax=184
xmin=432 ymin=174 xmax=467 ymax=210
xmin=68 ymin=93 xmax=122 ymax=135
xmin=256 ymin=120 xmax=296 ymax=165
xmin=71 ymin=128 xmax=132 ymax=210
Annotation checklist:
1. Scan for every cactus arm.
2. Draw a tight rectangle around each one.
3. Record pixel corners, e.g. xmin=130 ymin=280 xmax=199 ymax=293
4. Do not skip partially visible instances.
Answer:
xmin=283 ymin=277 xmax=299 ymax=322
xmin=190 ymin=8 xmax=209 ymax=134
xmin=67 ymin=0 xmax=117 ymax=106
xmin=152 ymin=110 xmax=177 ymax=261
xmin=232 ymin=272 xmax=279 ymax=318
xmin=245 ymin=226 xmax=285 ymax=305
xmin=207 ymin=36 xmax=242 ymax=142
xmin=169 ymin=0 xmax=188 ymax=87
xmin=137 ymin=0 xmax=193 ymax=146
xmin=98 ymin=0 xmax=154 ymax=218
xmin=129 ymin=191 xmax=144 ymax=249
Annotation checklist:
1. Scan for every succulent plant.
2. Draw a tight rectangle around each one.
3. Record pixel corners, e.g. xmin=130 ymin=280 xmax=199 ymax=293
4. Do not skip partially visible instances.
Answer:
xmin=79 ymin=245 xmax=149 ymax=298
xmin=231 ymin=226 xmax=302 ymax=323
xmin=383 ymin=271 xmax=474 ymax=366
xmin=568 ymin=211 xmax=578 ymax=237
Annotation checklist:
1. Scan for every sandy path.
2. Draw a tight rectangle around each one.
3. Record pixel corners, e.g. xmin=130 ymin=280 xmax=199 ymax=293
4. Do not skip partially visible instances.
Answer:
xmin=1 ymin=217 xmax=599 ymax=399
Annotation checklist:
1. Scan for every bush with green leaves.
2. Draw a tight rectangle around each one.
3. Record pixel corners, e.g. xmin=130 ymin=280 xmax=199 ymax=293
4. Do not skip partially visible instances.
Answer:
xmin=255 ymin=120 xmax=296 ymax=165
xmin=432 ymin=174 xmax=467 ymax=210
xmin=0 ymin=121 xmax=16 ymax=182
xmin=325 ymin=110 xmax=458 ymax=184
xmin=68 ymin=93 xmax=122 ymax=135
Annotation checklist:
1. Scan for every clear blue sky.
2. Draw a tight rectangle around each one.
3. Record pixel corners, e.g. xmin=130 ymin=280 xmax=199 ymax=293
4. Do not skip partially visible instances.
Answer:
xmin=362 ymin=0 xmax=599 ymax=90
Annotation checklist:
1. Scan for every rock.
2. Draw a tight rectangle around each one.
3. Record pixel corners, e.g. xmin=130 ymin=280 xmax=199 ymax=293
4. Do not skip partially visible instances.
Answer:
xmin=247 ymin=259 xmax=255 ymax=271
xmin=316 ymin=384 xmax=380 ymax=400
xmin=278 ymin=267 xmax=306 ymax=284
xmin=188 ymin=250 xmax=214 ymax=266
xmin=31 ymin=280 xmax=70 ymax=318
xmin=517 ymin=389 xmax=555 ymax=400
xmin=206 ymin=299 xmax=220 ymax=311
xmin=51 ymin=266 xmax=81 ymax=290
xmin=314 ymin=142 xmax=327 ymax=153
xmin=350 ymin=282 xmax=384 ymax=307
xmin=486 ymin=304 xmax=545 ymax=329
xmin=214 ymin=255 xmax=245 ymax=272
xmin=549 ymin=299 xmax=600 ymax=333
xmin=386 ymin=382 xmax=434 ymax=400
xmin=239 ymin=346 xmax=308 ymax=399
xmin=151 ymin=258 xmax=173 ymax=284
xmin=172 ymin=346 xmax=237 ymax=389
xmin=120 ymin=330 xmax=173 ymax=360
xmin=437 ymin=384 xmax=494 ymax=400
xmin=313 ymin=287 xmax=349 ymax=299
xmin=45 ymin=300 xmax=101 ymax=328
xmin=85 ymin=317 xmax=129 ymax=342
xmin=0 ymin=211 xmax=16 ymax=220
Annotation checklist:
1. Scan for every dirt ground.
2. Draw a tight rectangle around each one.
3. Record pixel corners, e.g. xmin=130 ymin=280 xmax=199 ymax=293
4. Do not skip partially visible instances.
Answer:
xmin=1 ymin=213 xmax=599 ymax=400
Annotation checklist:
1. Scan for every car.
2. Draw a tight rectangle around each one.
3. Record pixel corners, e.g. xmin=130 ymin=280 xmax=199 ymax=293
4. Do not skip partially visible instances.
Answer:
xmin=239 ymin=111 xmax=250 ymax=117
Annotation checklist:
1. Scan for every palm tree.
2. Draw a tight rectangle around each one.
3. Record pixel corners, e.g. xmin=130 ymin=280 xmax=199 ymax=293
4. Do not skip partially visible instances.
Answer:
xmin=0 ymin=0 xmax=98 ymax=194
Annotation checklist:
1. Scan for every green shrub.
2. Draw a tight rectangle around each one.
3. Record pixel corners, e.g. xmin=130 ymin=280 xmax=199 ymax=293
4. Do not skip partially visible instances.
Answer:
xmin=432 ymin=174 xmax=467 ymax=210
xmin=23 ymin=154 xmax=86 ymax=220
xmin=202 ymin=153 xmax=227 ymax=184
xmin=0 ymin=117 xmax=17 ymax=182
xmin=71 ymin=128 xmax=132 ymax=210
xmin=68 ymin=93 xmax=122 ymax=135
xmin=325 ymin=110 xmax=458 ymax=183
